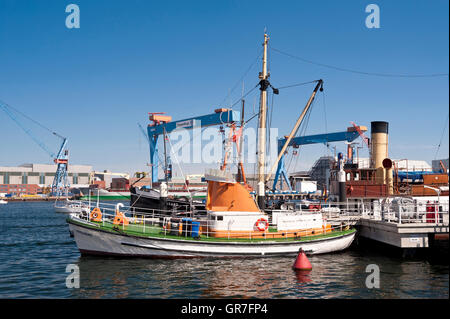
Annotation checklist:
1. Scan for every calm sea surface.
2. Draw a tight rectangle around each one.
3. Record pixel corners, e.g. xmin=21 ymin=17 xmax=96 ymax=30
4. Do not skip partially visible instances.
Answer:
xmin=0 ymin=201 xmax=448 ymax=299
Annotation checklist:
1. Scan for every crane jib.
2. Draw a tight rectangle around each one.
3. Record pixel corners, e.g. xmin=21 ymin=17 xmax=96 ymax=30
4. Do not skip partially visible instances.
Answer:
xmin=1 ymin=100 xmax=70 ymax=197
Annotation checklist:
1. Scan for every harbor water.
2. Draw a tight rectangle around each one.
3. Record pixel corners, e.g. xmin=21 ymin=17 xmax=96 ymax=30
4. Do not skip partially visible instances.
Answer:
xmin=0 ymin=201 xmax=448 ymax=299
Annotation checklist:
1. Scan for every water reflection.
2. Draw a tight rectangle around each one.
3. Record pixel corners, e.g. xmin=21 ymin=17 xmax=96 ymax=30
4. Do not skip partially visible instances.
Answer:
xmin=1 ymin=201 xmax=447 ymax=299
xmin=294 ymin=270 xmax=312 ymax=284
xmin=69 ymin=251 xmax=449 ymax=299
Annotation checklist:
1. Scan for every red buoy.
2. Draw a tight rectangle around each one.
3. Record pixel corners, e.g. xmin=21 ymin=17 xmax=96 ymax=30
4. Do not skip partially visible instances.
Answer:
xmin=293 ymin=248 xmax=312 ymax=271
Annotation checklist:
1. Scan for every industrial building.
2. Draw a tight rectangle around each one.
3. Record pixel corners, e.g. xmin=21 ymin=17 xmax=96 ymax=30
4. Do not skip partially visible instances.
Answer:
xmin=0 ymin=163 xmax=92 ymax=195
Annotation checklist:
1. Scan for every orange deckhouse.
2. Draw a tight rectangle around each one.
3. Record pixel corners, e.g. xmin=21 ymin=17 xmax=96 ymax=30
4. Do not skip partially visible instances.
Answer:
xmin=204 ymin=170 xmax=331 ymax=239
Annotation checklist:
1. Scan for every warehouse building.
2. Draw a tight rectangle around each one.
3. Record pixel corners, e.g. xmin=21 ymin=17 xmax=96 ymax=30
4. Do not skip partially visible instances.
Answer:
xmin=0 ymin=163 xmax=92 ymax=194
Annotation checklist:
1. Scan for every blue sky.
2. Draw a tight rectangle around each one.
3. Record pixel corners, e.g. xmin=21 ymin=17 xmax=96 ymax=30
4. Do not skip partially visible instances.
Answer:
xmin=0 ymin=0 xmax=448 ymax=176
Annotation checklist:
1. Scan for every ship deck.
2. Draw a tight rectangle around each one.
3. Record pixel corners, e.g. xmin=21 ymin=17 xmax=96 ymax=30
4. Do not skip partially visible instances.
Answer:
xmin=67 ymin=217 xmax=355 ymax=243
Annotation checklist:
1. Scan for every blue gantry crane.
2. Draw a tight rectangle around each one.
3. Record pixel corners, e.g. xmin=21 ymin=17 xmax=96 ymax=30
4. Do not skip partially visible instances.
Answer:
xmin=272 ymin=127 xmax=367 ymax=191
xmin=0 ymin=100 xmax=70 ymax=196
xmin=146 ymin=109 xmax=240 ymax=183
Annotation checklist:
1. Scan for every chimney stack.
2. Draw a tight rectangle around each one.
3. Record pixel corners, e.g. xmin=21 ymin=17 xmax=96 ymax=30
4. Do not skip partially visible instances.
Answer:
xmin=371 ymin=121 xmax=393 ymax=194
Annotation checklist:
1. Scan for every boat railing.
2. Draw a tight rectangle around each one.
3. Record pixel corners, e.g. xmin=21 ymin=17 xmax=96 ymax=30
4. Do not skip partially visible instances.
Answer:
xmin=77 ymin=199 xmax=205 ymax=217
xmin=320 ymin=200 xmax=449 ymax=226
xmin=69 ymin=198 xmax=449 ymax=227
xmin=70 ymin=200 xmax=352 ymax=241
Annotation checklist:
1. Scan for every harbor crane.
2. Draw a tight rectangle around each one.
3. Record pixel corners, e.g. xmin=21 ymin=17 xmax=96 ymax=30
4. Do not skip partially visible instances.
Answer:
xmin=146 ymin=109 xmax=240 ymax=183
xmin=350 ymin=121 xmax=370 ymax=148
xmin=260 ymin=79 xmax=369 ymax=191
xmin=271 ymin=127 xmax=367 ymax=191
xmin=0 ymin=100 xmax=69 ymax=196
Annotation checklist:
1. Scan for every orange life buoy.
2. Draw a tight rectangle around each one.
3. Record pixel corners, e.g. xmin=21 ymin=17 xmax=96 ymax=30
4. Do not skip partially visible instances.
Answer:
xmin=90 ymin=207 xmax=102 ymax=222
xmin=255 ymin=218 xmax=269 ymax=231
xmin=113 ymin=211 xmax=129 ymax=226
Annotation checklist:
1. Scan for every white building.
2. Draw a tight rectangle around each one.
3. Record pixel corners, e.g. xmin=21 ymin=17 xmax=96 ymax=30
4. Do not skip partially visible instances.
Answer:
xmin=0 ymin=163 xmax=92 ymax=187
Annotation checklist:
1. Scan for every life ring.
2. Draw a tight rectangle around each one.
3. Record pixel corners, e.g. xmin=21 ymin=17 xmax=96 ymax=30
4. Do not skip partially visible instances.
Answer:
xmin=90 ymin=207 xmax=102 ymax=221
xmin=255 ymin=218 xmax=269 ymax=231
xmin=347 ymin=185 xmax=354 ymax=194
xmin=113 ymin=211 xmax=129 ymax=226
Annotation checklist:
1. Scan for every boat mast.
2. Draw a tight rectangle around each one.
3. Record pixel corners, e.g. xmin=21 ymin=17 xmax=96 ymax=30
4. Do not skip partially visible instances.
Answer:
xmin=163 ymin=127 xmax=169 ymax=183
xmin=257 ymin=33 xmax=269 ymax=209
xmin=237 ymin=98 xmax=245 ymax=183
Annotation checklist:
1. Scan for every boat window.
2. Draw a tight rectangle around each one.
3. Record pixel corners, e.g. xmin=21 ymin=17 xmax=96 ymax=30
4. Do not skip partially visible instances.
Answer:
xmin=217 ymin=216 xmax=223 ymax=221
